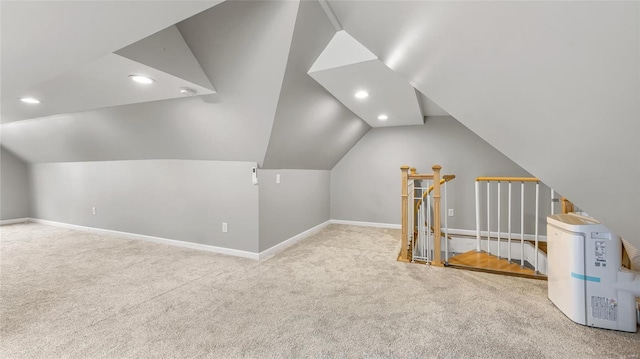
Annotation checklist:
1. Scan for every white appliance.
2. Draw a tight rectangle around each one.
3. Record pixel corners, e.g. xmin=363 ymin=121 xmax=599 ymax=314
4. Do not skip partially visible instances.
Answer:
xmin=547 ymin=213 xmax=640 ymax=332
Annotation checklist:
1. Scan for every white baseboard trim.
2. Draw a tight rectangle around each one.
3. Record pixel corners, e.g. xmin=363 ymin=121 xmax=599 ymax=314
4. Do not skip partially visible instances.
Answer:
xmin=445 ymin=228 xmax=547 ymax=242
xmin=329 ymin=219 xmax=401 ymax=229
xmin=29 ymin=218 xmax=86 ymax=231
xmin=327 ymin=220 xmax=546 ymax=241
xmin=28 ymin=218 xmax=260 ymax=260
xmin=258 ymin=220 xmax=331 ymax=260
xmin=0 ymin=218 xmax=31 ymax=226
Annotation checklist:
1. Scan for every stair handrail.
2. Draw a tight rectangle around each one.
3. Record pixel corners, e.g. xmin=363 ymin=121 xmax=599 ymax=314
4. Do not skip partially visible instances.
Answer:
xmin=476 ymin=177 xmax=539 ymax=182
xmin=416 ymin=175 xmax=456 ymax=212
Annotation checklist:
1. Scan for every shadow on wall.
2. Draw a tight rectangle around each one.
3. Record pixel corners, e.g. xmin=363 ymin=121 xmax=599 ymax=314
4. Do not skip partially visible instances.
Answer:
xmin=1 ymin=146 xmax=31 ymax=220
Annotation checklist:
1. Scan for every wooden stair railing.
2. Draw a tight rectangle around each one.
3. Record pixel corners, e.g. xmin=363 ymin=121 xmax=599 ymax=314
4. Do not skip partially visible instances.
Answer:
xmin=400 ymin=165 xmax=445 ymax=265
xmin=560 ymin=197 xmax=575 ymax=214
xmin=415 ymin=175 xmax=456 ymax=213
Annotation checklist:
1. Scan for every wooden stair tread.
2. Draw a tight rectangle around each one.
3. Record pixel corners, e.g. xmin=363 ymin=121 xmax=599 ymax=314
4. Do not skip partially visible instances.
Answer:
xmin=447 ymin=251 xmax=547 ymax=280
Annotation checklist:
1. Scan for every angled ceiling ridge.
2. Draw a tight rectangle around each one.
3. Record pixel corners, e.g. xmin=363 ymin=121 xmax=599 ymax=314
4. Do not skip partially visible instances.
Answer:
xmin=0 ymin=1 xmax=222 ymax=100
xmin=317 ymin=0 xmax=343 ymax=31
xmin=416 ymin=90 xmax=451 ymax=117
xmin=308 ymin=30 xmax=377 ymax=73
xmin=115 ymin=25 xmax=215 ymax=92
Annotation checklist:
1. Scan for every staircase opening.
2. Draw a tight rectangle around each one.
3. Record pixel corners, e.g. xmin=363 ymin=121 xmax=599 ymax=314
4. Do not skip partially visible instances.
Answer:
xmin=399 ymin=166 xmax=549 ymax=280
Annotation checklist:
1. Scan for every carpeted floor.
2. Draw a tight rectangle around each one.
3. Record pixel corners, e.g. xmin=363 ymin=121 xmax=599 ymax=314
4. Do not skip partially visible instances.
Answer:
xmin=1 ymin=223 xmax=638 ymax=358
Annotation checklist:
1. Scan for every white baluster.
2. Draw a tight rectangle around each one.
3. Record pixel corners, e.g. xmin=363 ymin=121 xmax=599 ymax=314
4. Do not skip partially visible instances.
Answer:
xmin=508 ymin=182 xmax=512 ymax=263
xmin=427 ymin=190 xmax=431 ymax=261
xmin=416 ymin=189 xmax=422 ymax=263
xmin=418 ymin=195 xmax=423 ymax=262
xmin=497 ymin=181 xmax=501 ymax=258
xmin=534 ymin=182 xmax=539 ymax=273
xmin=520 ymin=182 xmax=525 ymax=268
xmin=416 ymin=203 xmax=424 ymax=263
xmin=487 ymin=181 xmax=491 ymax=255
xmin=444 ymin=180 xmax=449 ymax=264
xmin=475 ymin=181 xmax=481 ymax=252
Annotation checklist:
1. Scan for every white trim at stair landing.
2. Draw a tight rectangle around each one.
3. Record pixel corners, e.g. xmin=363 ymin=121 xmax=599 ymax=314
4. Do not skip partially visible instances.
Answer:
xmin=445 ymin=228 xmax=547 ymax=242
xmin=328 ymin=219 xmax=547 ymax=241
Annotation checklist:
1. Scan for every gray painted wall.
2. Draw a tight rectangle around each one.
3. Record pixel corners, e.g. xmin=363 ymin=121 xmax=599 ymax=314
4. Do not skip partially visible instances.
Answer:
xmin=259 ymin=169 xmax=330 ymax=252
xmin=30 ymin=160 xmax=259 ymax=252
xmin=1 ymin=146 xmax=31 ymax=220
xmin=262 ymin=0 xmax=370 ymax=170
xmin=331 ymin=117 xmax=551 ymax=234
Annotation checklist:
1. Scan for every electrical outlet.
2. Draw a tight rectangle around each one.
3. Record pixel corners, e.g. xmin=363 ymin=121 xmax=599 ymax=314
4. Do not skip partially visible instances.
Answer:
xmin=276 ymin=174 xmax=281 ymax=184
xmin=92 ymin=207 xmax=97 ymax=215
xmin=222 ymin=222 xmax=228 ymax=233
xmin=448 ymin=208 xmax=454 ymax=217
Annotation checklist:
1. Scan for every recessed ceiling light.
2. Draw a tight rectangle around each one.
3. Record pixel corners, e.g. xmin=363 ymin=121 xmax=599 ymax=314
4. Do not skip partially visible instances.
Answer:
xmin=129 ymin=75 xmax=155 ymax=84
xmin=179 ymin=87 xmax=198 ymax=96
xmin=355 ymin=91 xmax=369 ymax=99
xmin=378 ymin=114 xmax=388 ymax=121
xmin=20 ymin=97 xmax=41 ymax=104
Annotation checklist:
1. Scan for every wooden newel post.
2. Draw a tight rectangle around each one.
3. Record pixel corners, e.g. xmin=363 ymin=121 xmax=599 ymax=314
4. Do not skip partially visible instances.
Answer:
xmin=400 ymin=166 xmax=411 ymax=261
xmin=431 ymin=165 xmax=444 ymax=267
xmin=560 ymin=197 xmax=575 ymax=214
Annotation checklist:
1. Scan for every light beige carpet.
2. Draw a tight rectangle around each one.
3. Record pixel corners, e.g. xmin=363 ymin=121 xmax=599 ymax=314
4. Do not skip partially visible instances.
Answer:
xmin=1 ymin=222 xmax=638 ymax=358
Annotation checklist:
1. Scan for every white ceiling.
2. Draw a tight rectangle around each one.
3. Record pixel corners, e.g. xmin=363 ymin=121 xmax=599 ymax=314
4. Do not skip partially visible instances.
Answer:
xmin=0 ymin=1 xmax=222 ymax=100
xmin=310 ymin=59 xmax=424 ymax=127
xmin=309 ymin=30 xmax=376 ymax=73
xmin=309 ymin=30 xmax=423 ymax=127
xmin=1 ymin=53 xmax=215 ymax=124
xmin=115 ymin=25 xmax=215 ymax=92
xmin=2 ymin=22 xmax=217 ymax=124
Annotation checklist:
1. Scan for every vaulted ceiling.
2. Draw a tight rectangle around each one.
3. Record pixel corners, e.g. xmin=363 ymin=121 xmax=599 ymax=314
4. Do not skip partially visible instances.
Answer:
xmin=261 ymin=0 xmax=370 ymax=169
xmin=1 ymin=1 xmax=222 ymax=101
xmin=328 ymin=0 xmax=640 ymax=248
xmin=1 ymin=0 xmax=450 ymax=169
xmin=0 ymin=0 xmax=388 ymax=169
xmin=1 ymin=1 xmax=639 ymax=248
xmin=2 ymin=1 xmax=313 ymax=164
